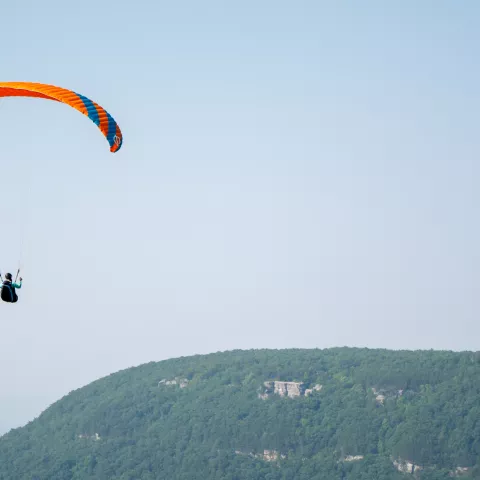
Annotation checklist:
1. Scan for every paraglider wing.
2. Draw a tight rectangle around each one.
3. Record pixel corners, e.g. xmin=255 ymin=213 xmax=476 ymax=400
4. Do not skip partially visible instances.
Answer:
xmin=0 ymin=82 xmax=123 ymax=152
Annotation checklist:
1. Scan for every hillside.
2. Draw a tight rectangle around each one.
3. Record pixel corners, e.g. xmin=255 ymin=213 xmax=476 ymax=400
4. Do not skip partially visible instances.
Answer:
xmin=0 ymin=348 xmax=479 ymax=479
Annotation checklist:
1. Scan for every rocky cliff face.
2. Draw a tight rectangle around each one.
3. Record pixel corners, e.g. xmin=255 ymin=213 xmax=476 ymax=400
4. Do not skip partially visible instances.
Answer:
xmin=259 ymin=381 xmax=322 ymax=399
xmin=392 ymin=458 xmax=470 ymax=477
xmin=158 ymin=378 xmax=189 ymax=388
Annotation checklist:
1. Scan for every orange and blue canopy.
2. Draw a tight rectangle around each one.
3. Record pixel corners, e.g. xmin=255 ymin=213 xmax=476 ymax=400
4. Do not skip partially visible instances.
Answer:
xmin=0 ymin=82 xmax=123 ymax=152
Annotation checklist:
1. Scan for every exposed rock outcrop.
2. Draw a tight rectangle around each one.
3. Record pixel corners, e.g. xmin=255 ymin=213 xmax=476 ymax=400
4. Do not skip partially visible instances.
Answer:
xmin=372 ymin=388 xmax=386 ymax=404
xmin=235 ymin=449 xmax=286 ymax=462
xmin=450 ymin=467 xmax=470 ymax=477
xmin=305 ymin=384 xmax=323 ymax=396
xmin=259 ymin=381 xmax=322 ymax=399
xmin=343 ymin=455 xmax=364 ymax=462
xmin=262 ymin=450 xmax=285 ymax=462
xmin=158 ymin=378 xmax=189 ymax=388
xmin=393 ymin=458 xmax=423 ymax=474
xmin=371 ymin=387 xmax=404 ymax=405
xmin=78 ymin=433 xmax=101 ymax=441
xmin=275 ymin=381 xmax=302 ymax=397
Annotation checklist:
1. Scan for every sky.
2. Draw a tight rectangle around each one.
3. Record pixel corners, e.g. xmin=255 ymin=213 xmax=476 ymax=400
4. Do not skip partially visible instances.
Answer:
xmin=0 ymin=0 xmax=479 ymax=433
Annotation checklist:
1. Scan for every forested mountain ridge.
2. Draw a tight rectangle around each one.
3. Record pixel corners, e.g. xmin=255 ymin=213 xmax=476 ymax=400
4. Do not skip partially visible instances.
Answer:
xmin=0 ymin=347 xmax=479 ymax=479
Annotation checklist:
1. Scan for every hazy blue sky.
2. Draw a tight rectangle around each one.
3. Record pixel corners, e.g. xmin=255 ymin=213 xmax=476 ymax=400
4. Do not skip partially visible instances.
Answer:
xmin=0 ymin=0 xmax=479 ymax=433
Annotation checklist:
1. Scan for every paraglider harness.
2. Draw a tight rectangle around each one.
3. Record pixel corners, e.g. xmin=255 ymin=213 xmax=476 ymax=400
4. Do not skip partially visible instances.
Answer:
xmin=0 ymin=270 xmax=20 ymax=303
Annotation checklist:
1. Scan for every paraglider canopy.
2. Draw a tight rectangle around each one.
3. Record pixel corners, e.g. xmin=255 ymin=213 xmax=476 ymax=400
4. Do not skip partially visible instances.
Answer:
xmin=0 ymin=82 xmax=123 ymax=152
